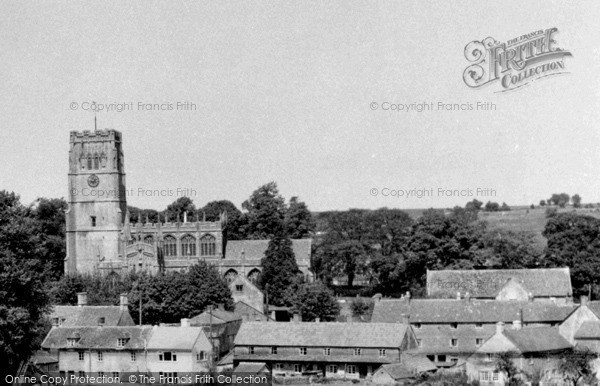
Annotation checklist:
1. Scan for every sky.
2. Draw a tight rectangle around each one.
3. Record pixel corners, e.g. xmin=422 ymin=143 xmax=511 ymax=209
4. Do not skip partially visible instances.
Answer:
xmin=1 ymin=1 xmax=599 ymax=212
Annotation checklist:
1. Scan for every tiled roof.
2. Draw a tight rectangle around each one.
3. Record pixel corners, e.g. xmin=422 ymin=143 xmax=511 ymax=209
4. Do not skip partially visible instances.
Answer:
xmin=574 ymin=321 xmax=600 ymax=339
xmin=427 ymin=268 xmax=572 ymax=298
xmin=191 ymin=309 xmax=241 ymax=325
xmin=503 ymin=327 xmax=572 ymax=353
xmin=225 ymin=239 xmax=311 ymax=262
xmin=32 ymin=351 xmax=58 ymax=365
xmin=41 ymin=326 xmax=152 ymax=350
xmin=585 ymin=301 xmax=600 ymax=318
xmin=146 ymin=326 xmax=207 ymax=350
xmin=234 ymin=362 xmax=269 ymax=374
xmin=378 ymin=363 xmax=414 ymax=380
xmin=407 ymin=325 xmax=491 ymax=354
xmin=218 ymin=350 xmax=234 ymax=366
xmin=235 ymin=322 xmax=410 ymax=348
xmin=371 ymin=299 xmax=575 ymax=324
xmin=50 ymin=305 xmax=135 ymax=327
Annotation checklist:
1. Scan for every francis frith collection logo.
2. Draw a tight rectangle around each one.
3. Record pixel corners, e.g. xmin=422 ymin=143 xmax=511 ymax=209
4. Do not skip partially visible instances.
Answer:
xmin=463 ymin=28 xmax=572 ymax=92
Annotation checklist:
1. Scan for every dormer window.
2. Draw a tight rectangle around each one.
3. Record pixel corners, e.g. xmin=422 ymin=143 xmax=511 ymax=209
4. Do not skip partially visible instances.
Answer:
xmin=117 ymin=338 xmax=129 ymax=348
xmin=67 ymin=338 xmax=79 ymax=347
xmin=97 ymin=317 xmax=105 ymax=326
xmin=414 ymin=323 xmax=421 ymax=329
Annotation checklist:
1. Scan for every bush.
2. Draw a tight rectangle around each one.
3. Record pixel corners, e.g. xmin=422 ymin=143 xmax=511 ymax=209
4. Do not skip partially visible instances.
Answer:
xmin=351 ymin=297 xmax=374 ymax=317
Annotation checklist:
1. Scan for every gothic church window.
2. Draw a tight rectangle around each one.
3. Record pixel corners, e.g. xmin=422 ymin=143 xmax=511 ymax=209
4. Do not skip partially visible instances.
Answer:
xmin=181 ymin=235 xmax=196 ymax=256
xmin=200 ymin=234 xmax=216 ymax=256
xmin=143 ymin=235 xmax=154 ymax=245
xmin=164 ymin=235 xmax=177 ymax=257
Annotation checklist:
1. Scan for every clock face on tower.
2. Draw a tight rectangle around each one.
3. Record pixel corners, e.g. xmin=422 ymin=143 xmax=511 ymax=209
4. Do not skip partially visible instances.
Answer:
xmin=87 ymin=174 xmax=100 ymax=187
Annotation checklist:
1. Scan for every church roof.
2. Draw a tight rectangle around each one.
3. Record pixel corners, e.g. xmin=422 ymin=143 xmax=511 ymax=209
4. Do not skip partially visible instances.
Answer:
xmin=225 ymin=239 xmax=311 ymax=262
xmin=426 ymin=268 xmax=572 ymax=298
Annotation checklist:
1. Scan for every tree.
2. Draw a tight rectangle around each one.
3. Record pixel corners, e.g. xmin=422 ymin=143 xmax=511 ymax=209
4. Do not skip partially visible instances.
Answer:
xmin=318 ymin=240 xmax=368 ymax=288
xmin=559 ymin=347 xmax=597 ymax=385
xmin=164 ymin=196 xmax=197 ymax=222
xmin=202 ymin=200 xmax=248 ymax=240
xmin=549 ymin=193 xmax=570 ymax=208
xmin=495 ymin=352 xmax=524 ymax=386
xmin=30 ymin=198 xmax=67 ymax=280
xmin=259 ymin=235 xmax=299 ymax=306
xmin=485 ymin=201 xmax=500 ymax=212
xmin=284 ymin=197 xmax=315 ymax=239
xmin=0 ymin=253 xmax=51 ymax=380
xmin=543 ymin=213 xmax=600 ymax=297
xmin=242 ymin=182 xmax=286 ymax=239
xmin=351 ymin=297 xmax=374 ymax=318
xmin=539 ymin=200 xmax=546 ymax=207
xmin=572 ymin=194 xmax=582 ymax=208
xmin=289 ymin=281 xmax=340 ymax=322
xmin=500 ymin=202 xmax=511 ymax=211
xmin=481 ymin=230 xmax=542 ymax=269
xmin=465 ymin=199 xmax=483 ymax=211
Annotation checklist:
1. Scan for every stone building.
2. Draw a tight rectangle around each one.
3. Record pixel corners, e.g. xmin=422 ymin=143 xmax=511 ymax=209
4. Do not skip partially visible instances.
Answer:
xmin=64 ymin=129 xmax=312 ymax=280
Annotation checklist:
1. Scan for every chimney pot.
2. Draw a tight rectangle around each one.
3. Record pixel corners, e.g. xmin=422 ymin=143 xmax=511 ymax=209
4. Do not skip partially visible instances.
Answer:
xmin=315 ymin=318 xmax=320 ymax=323
xmin=181 ymin=318 xmax=190 ymax=327
xmin=512 ymin=320 xmax=522 ymax=330
xmin=77 ymin=292 xmax=88 ymax=307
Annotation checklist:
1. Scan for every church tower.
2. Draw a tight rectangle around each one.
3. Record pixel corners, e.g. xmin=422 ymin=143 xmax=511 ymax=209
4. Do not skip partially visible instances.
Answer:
xmin=65 ymin=130 xmax=127 ymax=273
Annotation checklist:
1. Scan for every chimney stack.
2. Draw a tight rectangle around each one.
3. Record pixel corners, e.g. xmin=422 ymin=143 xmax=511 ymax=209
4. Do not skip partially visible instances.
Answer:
xmin=456 ymin=292 xmax=461 ymax=300
xmin=77 ymin=292 xmax=88 ymax=307
xmin=528 ymin=292 xmax=534 ymax=302
xmin=217 ymin=303 xmax=225 ymax=311
xmin=181 ymin=318 xmax=190 ymax=327
xmin=292 ymin=313 xmax=302 ymax=323
xmin=512 ymin=320 xmax=522 ymax=330
xmin=315 ymin=318 xmax=320 ymax=323
xmin=120 ymin=293 xmax=128 ymax=311
xmin=496 ymin=321 xmax=505 ymax=334
xmin=401 ymin=313 xmax=410 ymax=326
xmin=465 ymin=292 xmax=471 ymax=302
xmin=581 ymin=295 xmax=589 ymax=306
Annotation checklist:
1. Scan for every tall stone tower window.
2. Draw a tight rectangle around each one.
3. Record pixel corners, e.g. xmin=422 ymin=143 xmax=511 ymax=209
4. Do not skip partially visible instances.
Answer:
xmin=94 ymin=154 xmax=99 ymax=169
xmin=200 ymin=234 xmax=216 ymax=256
xmin=181 ymin=235 xmax=196 ymax=256
xmin=164 ymin=235 xmax=177 ymax=257
xmin=90 ymin=216 xmax=96 ymax=227
xmin=87 ymin=155 xmax=92 ymax=170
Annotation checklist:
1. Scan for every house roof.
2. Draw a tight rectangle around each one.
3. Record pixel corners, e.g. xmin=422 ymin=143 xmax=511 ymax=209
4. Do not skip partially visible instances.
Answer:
xmin=378 ymin=364 xmax=415 ymax=380
xmin=371 ymin=299 xmax=575 ymax=324
xmin=191 ymin=309 xmax=241 ymax=325
xmin=41 ymin=326 xmax=152 ymax=350
xmin=50 ymin=305 xmax=135 ymax=327
xmin=574 ymin=321 xmax=600 ymax=339
xmin=426 ymin=268 xmax=572 ymax=298
xmin=407 ymin=325 xmax=492 ymax=354
xmin=146 ymin=326 xmax=207 ymax=350
xmin=233 ymin=362 xmax=269 ymax=374
xmin=235 ymin=322 xmax=411 ymax=348
xmin=218 ymin=350 xmax=234 ymax=366
xmin=402 ymin=353 xmax=438 ymax=373
xmin=225 ymin=239 xmax=311 ymax=262
xmin=585 ymin=301 xmax=600 ymax=319
xmin=32 ymin=351 xmax=58 ymax=365
xmin=503 ymin=327 xmax=572 ymax=353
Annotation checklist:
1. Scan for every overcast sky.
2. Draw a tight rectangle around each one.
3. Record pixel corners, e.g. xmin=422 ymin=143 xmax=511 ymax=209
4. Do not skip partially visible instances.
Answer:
xmin=1 ymin=1 xmax=599 ymax=212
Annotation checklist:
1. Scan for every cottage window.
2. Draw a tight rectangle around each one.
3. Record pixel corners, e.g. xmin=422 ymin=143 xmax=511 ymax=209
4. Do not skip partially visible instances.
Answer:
xmin=416 ymin=339 xmax=422 ymax=347
xmin=271 ymin=347 xmax=277 ymax=354
xmin=353 ymin=348 xmax=361 ymax=356
xmin=414 ymin=323 xmax=421 ymax=329
xmin=112 ymin=372 xmax=119 ymax=378
xmin=476 ymin=338 xmax=484 ymax=346
xmin=438 ymin=355 xmax=446 ymax=362
xmin=475 ymin=323 xmax=483 ymax=328
xmin=450 ymin=323 xmax=458 ymax=329
xmin=78 ymin=352 xmax=84 ymax=361
xmin=98 ymin=372 xmax=104 ymax=378
xmin=299 ymin=347 xmax=307 ymax=355
xmin=236 ymin=285 xmax=244 ymax=292
xmin=79 ymin=371 xmax=85 ymax=377
xmin=117 ymin=338 xmax=128 ymax=347
xmin=327 ymin=365 xmax=337 ymax=374
xmin=347 ymin=365 xmax=357 ymax=374
xmin=197 ymin=351 xmax=206 ymax=361
xmin=131 ymin=352 xmax=136 ymax=361
xmin=91 ymin=216 xmax=96 ymax=227
xmin=294 ymin=364 xmax=302 ymax=373
xmin=492 ymin=372 xmax=499 ymax=381
xmin=159 ymin=352 xmax=177 ymax=361
xmin=479 ymin=371 xmax=490 ymax=381
xmin=485 ymin=353 xmax=493 ymax=362
xmin=450 ymin=339 xmax=458 ymax=347
xmin=98 ymin=352 xmax=103 ymax=361
xmin=249 ymin=347 xmax=255 ymax=354
xmin=275 ymin=363 xmax=283 ymax=371
xmin=323 ymin=348 xmax=331 ymax=356
xmin=379 ymin=349 xmax=386 ymax=357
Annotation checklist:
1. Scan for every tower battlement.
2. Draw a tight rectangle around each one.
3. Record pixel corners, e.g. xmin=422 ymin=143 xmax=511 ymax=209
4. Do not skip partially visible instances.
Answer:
xmin=70 ymin=129 xmax=121 ymax=142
